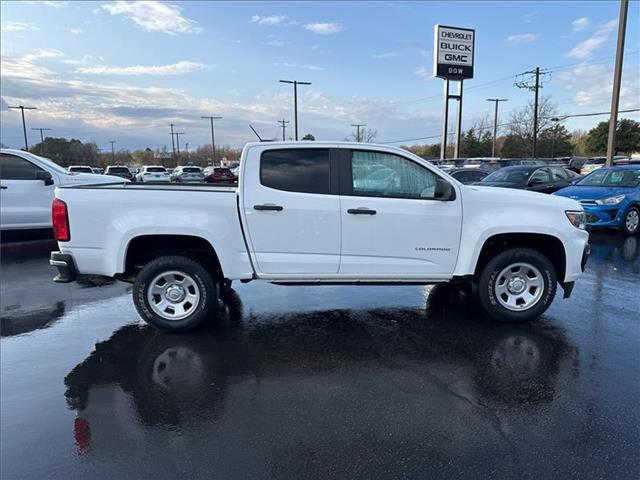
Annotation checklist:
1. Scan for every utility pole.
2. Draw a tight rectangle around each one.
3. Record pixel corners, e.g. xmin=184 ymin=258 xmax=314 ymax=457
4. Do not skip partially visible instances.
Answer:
xmin=606 ymin=0 xmax=629 ymax=166
xmin=485 ymin=99 xmax=508 ymax=157
xmin=515 ymin=67 xmax=550 ymax=158
xmin=174 ymin=132 xmax=185 ymax=154
xmin=8 ymin=105 xmax=37 ymax=151
xmin=185 ymin=142 xmax=189 ymax=156
xmin=351 ymin=123 xmax=367 ymax=142
xmin=109 ymin=140 xmax=116 ymax=162
xmin=31 ymin=127 xmax=51 ymax=143
xmin=201 ymin=116 xmax=222 ymax=164
xmin=169 ymin=123 xmax=176 ymax=158
xmin=278 ymin=119 xmax=290 ymax=141
xmin=279 ymin=79 xmax=311 ymax=140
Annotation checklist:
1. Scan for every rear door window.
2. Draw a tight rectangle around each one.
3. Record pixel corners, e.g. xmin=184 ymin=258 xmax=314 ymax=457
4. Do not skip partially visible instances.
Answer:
xmin=261 ymin=149 xmax=331 ymax=194
xmin=0 ymin=153 xmax=43 ymax=180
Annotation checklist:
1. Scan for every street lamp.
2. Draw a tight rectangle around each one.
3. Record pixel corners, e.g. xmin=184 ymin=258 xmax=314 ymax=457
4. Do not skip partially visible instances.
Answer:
xmin=279 ymin=80 xmax=311 ymax=141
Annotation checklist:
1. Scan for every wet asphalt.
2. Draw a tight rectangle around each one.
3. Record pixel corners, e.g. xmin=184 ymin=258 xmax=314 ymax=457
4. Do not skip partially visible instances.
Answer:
xmin=1 ymin=231 xmax=639 ymax=479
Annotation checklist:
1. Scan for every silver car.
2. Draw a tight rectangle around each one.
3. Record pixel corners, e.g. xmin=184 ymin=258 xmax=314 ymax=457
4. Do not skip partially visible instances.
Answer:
xmin=171 ymin=166 xmax=204 ymax=183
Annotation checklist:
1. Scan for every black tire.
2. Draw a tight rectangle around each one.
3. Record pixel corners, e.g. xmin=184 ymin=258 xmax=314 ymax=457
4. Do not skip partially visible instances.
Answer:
xmin=133 ymin=255 xmax=219 ymax=332
xmin=621 ymin=206 xmax=639 ymax=235
xmin=477 ymin=248 xmax=557 ymax=323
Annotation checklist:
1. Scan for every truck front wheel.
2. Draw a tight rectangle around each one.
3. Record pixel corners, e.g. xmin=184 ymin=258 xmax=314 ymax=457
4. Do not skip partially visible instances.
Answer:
xmin=133 ymin=255 xmax=219 ymax=332
xmin=477 ymin=248 xmax=557 ymax=322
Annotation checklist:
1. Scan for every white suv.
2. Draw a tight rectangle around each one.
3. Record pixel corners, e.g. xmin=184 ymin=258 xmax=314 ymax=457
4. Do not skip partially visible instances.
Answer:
xmin=0 ymin=149 xmax=123 ymax=231
xmin=135 ymin=166 xmax=171 ymax=183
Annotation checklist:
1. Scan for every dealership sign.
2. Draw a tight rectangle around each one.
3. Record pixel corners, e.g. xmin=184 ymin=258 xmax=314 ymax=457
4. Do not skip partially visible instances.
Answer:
xmin=433 ymin=25 xmax=475 ymax=80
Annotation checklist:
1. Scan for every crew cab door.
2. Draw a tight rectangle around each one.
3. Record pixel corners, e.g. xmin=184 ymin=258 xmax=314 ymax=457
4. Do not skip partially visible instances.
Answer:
xmin=241 ymin=146 xmax=341 ymax=275
xmin=0 ymin=152 xmax=56 ymax=229
xmin=338 ymin=148 xmax=462 ymax=276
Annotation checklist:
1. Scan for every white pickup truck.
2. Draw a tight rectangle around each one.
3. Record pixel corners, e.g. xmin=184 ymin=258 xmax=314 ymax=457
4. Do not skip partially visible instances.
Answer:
xmin=50 ymin=142 xmax=590 ymax=331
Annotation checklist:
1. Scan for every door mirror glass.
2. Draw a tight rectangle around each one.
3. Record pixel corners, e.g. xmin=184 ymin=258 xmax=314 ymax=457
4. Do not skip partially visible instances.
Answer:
xmin=36 ymin=170 xmax=54 ymax=185
xmin=434 ymin=177 xmax=455 ymax=200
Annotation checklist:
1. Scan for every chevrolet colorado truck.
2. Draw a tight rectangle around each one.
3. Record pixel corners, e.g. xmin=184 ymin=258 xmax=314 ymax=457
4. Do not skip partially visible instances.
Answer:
xmin=50 ymin=142 xmax=590 ymax=332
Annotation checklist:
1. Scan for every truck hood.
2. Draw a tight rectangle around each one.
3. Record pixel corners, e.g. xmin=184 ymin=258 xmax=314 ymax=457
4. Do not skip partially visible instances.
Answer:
xmin=462 ymin=184 xmax=582 ymax=211
xmin=60 ymin=172 xmax=128 ymax=186
xmin=554 ymin=185 xmax=633 ymax=200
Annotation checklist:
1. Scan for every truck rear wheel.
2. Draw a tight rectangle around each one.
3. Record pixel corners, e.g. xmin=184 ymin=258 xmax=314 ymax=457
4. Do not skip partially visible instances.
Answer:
xmin=133 ymin=255 xmax=219 ymax=332
xmin=477 ymin=248 xmax=557 ymax=322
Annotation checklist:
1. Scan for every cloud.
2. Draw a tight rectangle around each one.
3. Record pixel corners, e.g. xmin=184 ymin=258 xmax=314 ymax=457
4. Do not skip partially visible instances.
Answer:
xmin=273 ymin=62 xmax=324 ymax=71
xmin=556 ymin=62 xmax=639 ymax=110
xmin=69 ymin=28 xmax=84 ymax=34
xmin=370 ymin=52 xmax=397 ymax=59
xmin=1 ymin=21 xmax=39 ymax=31
xmin=76 ymin=61 xmax=206 ymax=75
xmin=521 ymin=12 xmax=539 ymax=24
xmin=263 ymin=39 xmax=290 ymax=47
xmin=305 ymin=23 xmax=342 ymax=35
xmin=250 ymin=15 xmax=286 ymax=26
xmin=25 ymin=1 xmax=67 ymax=6
xmin=569 ymin=20 xmax=616 ymax=58
xmin=101 ymin=1 xmax=202 ymax=35
xmin=572 ymin=17 xmax=590 ymax=31
xmin=22 ymin=49 xmax=64 ymax=62
xmin=414 ymin=66 xmax=432 ymax=79
xmin=506 ymin=33 xmax=539 ymax=44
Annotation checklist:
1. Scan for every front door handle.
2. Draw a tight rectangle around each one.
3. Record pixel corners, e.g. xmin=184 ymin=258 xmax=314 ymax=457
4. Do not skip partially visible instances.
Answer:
xmin=254 ymin=204 xmax=283 ymax=211
xmin=0 ymin=186 xmax=7 ymax=190
xmin=347 ymin=208 xmax=376 ymax=215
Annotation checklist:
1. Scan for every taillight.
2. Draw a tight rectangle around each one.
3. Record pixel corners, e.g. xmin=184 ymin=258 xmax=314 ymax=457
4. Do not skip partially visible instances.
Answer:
xmin=52 ymin=198 xmax=70 ymax=241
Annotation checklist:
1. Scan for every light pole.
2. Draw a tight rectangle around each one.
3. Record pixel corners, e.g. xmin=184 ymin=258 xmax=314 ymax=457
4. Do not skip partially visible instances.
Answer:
xmin=351 ymin=123 xmax=367 ymax=142
xmin=109 ymin=140 xmax=116 ymax=162
xmin=486 ymin=98 xmax=508 ymax=157
xmin=201 ymin=116 xmax=222 ymax=165
xmin=279 ymin=79 xmax=311 ymax=140
xmin=8 ymin=105 xmax=37 ymax=151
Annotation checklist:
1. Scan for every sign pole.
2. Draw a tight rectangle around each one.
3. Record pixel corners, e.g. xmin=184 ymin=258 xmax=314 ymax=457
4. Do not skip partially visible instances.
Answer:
xmin=440 ymin=79 xmax=450 ymax=160
xmin=454 ymin=79 xmax=464 ymax=159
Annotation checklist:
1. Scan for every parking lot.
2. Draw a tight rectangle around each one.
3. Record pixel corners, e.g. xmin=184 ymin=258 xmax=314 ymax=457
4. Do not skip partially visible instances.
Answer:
xmin=1 ymin=230 xmax=638 ymax=479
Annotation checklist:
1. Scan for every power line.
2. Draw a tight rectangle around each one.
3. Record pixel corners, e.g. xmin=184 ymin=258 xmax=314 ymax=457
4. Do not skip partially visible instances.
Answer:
xmin=31 ymin=127 xmax=51 ymax=143
xmin=277 ymin=118 xmax=290 ymax=141
xmin=381 ymin=106 xmax=640 ymax=145
xmin=8 ymin=105 xmax=37 ymax=151
xmin=351 ymin=123 xmax=367 ymax=142
xmin=279 ymin=79 xmax=311 ymax=140
xmin=201 ymin=116 xmax=222 ymax=164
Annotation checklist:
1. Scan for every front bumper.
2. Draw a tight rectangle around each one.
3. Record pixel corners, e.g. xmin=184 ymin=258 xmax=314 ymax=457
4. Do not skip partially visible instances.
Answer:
xmin=50 ymin=251 xmax=78 ymax=283
xmin=583 ymin=205 xmax=624 ymax=228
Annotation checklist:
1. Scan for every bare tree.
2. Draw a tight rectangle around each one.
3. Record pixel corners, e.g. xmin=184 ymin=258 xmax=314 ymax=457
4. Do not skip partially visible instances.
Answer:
xmin=345 ymin=127 xmax=378 ymax=143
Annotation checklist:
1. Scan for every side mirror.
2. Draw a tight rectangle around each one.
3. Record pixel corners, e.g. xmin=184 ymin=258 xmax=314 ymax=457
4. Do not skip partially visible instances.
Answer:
xmin=36 ymin=170 xmax=54 ymax=186
xmin=434 ymin=177 xmax=455 ymax=201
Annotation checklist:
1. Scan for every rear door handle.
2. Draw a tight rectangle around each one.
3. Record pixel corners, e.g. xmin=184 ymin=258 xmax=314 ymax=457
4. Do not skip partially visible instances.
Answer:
xmin=347 ymin=208 xmax=376 ymax=215
xmin=254 ymin=204 xmax=283 ymax=211
xmin=0 ymin=186 xmax=7 ymax=189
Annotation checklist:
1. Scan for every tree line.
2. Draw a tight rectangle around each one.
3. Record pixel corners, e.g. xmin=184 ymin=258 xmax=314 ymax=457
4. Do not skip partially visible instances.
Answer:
xmin=404 ymin=98 xmax=640 ymax=159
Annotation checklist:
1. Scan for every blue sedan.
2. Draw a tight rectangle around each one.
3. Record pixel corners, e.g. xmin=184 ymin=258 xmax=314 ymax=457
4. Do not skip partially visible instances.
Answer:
xmin=554 ymin=165 xmax=640 ymax=235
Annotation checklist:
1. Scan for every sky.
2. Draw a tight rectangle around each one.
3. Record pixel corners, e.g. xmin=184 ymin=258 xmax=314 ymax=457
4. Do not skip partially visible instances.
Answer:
xmin=1 ymin=0 xmax=639 ymax=152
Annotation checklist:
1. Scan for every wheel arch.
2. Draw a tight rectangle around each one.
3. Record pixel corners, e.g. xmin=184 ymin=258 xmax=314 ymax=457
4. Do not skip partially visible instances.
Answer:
xmin=472 ymin=232 xmax=567 ymax=284
xmin=122 ymin=234 xmax=224 ymax=280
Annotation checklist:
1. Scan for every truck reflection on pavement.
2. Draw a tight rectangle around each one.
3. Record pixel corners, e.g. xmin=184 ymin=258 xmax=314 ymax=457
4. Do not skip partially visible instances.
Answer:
xmin=64 ymin=286 xmax=578 ymax=459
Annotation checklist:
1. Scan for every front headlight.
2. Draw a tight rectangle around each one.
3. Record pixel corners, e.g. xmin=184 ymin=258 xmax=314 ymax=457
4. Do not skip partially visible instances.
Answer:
xmin=565 ymin=210 xmax=586 ymax=229
xmin=595 ymin=194 xmax=625 ymax=205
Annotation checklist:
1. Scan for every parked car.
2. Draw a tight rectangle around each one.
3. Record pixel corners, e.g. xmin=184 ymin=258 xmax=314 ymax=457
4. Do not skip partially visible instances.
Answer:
xmin=435 ymin=158 xmax=466 ymax=173
xmin=104 ymin=165 xmax=134 ymax=181
xmin=554 ymin=165 xmax=640 ymax=235
xmin=580 ymin=157 xmax=606 ymax=176
xmin=0 ymin=149 xmax=124 ymax=231
xmin=502 ymin=158 xmax=548 ymax=167
xmin=450 ymin=168 xmax=489 ymax=184
xmin=204 ymin=167 xmax=236 ymax=183
xmin=479 ymin=165 xmax=581 ymax=194
xmin=171 ymin=166 xmax=204 ymax=183
xmin=461 ymin=157 xmax=500 ymax=169
xmin=68 ymin=165 xmax=95 ymax=174
xmin=135 ymin=166 xmax=170 ymax=183
xmin=50 ymin=141 xmax=589 ymax=332
xmin=91 ymin=168 xmax=102 ymax=174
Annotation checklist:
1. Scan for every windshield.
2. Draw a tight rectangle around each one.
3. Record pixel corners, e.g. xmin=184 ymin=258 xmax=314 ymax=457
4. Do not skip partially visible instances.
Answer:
xmin=577 ymin=168 xmax=640 ymax=187
xmin=483 ymin=169 xmax=533 ymax=183
xmin=146 ymin=167 xmax=166 ymax=173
